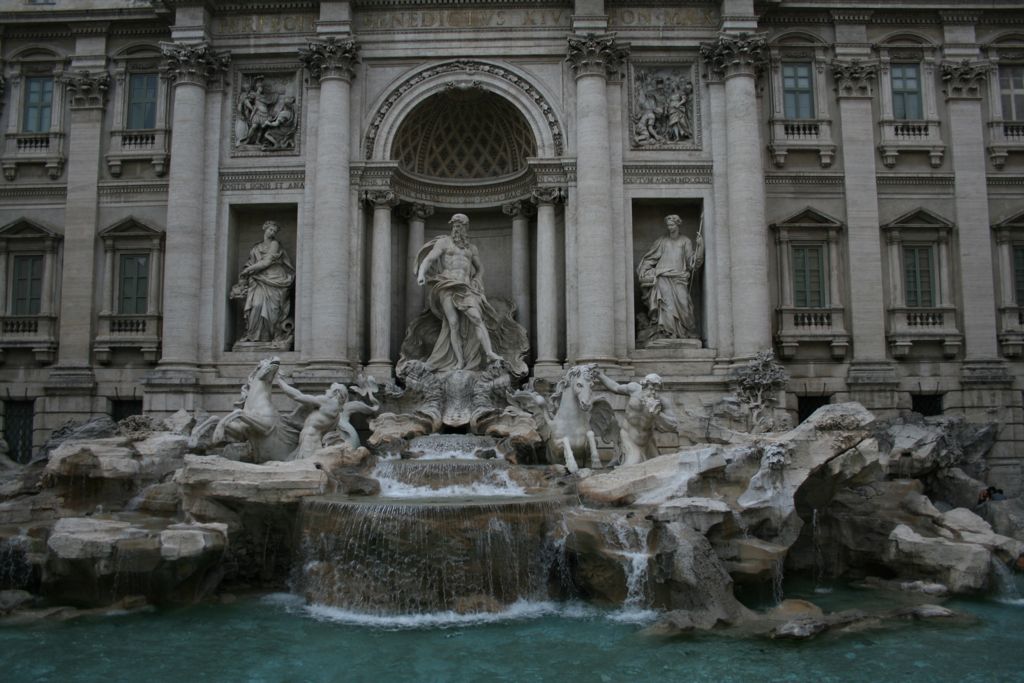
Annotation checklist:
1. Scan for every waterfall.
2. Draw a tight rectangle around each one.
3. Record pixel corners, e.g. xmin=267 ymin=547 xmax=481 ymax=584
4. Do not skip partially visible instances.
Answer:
xmin=0 ymin=535 xmax=32 ymax=590
xmin=606 ymin=513 xmax=651 ymax=608
xmin=372 ymin=459 xmax=527 ymax=498
xmin=771 ymin=558 xmax=785 ymax=605
xmin=812 ymin=508 xmax=832 ymax=594
xmin=992 ymin=558 xmax=1023 ymax=606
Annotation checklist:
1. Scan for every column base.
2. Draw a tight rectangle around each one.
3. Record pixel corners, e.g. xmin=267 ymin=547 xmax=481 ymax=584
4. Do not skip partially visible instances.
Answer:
xmin=364 ymin=360 xmax=394 ymax=382
xmin=291 ymin=361 xmax=356 ymax=385
xmin=532 ymin=359 xmax=564 ymax=380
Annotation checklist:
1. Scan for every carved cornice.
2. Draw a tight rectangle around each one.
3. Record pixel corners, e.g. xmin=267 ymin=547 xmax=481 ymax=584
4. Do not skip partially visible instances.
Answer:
xmin=63 ymin=70 xmax=111 ymax=109
xmin=160 ymin=42 xmax=230 ymax=86
xmin=830 ymin=59 xmax=877 ymax=98
xmin=363 ymin=60 xmax=565 ymax=158
xmin=0 ymin=185 xmax=68 ymax=202
xmin=566 ymin=33 xmax=630 ymax=79
xmin=502 ymin=200 xmax=535 ymax=217
xmin=941 ymin=60 xmax=989 ymax=99
xmin=219 ymin=169 xmax=304 ymax=192
xmin=622 ymin=164 xmax=713 ymax=185
xmin=298 ymin=37 xmax=359 ymax=83
xmin=531 ymin=186 xmax=566 ymax=205
xmin=363 ymin=189 xmax=399 ymax=207
xmin=401 ymin=203 xmax=434 ymax=221
xmin=699 ymin=33 xmax=767 ymax=79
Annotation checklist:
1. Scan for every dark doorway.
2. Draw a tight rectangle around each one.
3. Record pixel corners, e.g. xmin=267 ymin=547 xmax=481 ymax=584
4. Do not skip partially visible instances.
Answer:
xmin=3 ymin=400 xmax=35 ymax=464
xmin=110 ymin=399 xmax=144 ymax=423
xmin=910 ymin=393 xmax=943 ymax=417
xmin=797 ymin=394 xmax=831 ymax=424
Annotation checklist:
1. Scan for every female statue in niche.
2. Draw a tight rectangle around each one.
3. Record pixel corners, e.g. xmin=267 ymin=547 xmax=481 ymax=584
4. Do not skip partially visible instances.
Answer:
xmin=231 ymin=220 xmax=295 ymax=349
xmin=636 ymin=213 xmax=704 ymax=344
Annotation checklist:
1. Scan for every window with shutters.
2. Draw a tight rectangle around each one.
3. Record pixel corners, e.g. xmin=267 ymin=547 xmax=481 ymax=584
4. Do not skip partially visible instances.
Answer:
xmin=1000 ymin=65 xmax=1024 ymax=122
xmin=10 ymin=254 xmax=43 ymax=315
xmin=126 ymin=73 xmax=158 ymax=130
xmin=876 ymin=41 xmax=943 ymax=169
xmin=993 ymin=209 xmax=1024 ymax=357
xmin=0 ymin=218 xmax=61 ymax=365
xmin=771 ymin=207 xmax=848 ymax=360
xmin=94 ymin=218 xmax=164 ymax=365
xmin=766 ymin=36 xmax=835 ymax=168
xmin=882 ymin=208 xmax=960 ymax=359
xmin=986 ymin=38 xmax=1024 ymax=169
xmin=22 ymin=77 xmax=53 ymax=133
xmin=792 ymin=244 xmax=826 ymax=308
xmin=118 ymin=254 xmax=149 ymax=315
xmin=891 ymin=63 xmax=923 ymax=120
xmin=782 ymin=63 xmax=814 ymax=120
xmin=902 ymin=245 xmax=934 ymax=308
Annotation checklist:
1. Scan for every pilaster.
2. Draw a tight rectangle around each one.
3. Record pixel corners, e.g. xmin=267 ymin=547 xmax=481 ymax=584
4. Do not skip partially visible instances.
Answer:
xmin=532 ymin=186 xmax=566 ymax=376
xmin=502 ymin=200 xmax=535 ymax=333
xmin=365 ymin=189 xmax=399 ymax=378
xmin=403 ymin=203 xmax=433 ymax=327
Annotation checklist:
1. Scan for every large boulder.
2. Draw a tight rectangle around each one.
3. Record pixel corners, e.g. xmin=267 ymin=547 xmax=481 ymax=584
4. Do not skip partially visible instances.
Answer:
xmin=978 ymin=496 xmax=1024 ymax=544
xmin=39 ymin=417 xmax=118 ymax=459
xmin=885 ymin=524 xmax=993 ymax=593
xmin=44 ymin=516 xmax=227 ymax=605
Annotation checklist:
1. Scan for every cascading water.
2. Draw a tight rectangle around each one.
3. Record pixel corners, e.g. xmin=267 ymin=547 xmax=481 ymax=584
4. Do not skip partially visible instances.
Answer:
xmin=992 ymin=558 xmax=1023 ymax=606
xmin=811 ymin=508 xmax=832 ymax=594
xmin=295 ymin=435 xmax=568 ymax=615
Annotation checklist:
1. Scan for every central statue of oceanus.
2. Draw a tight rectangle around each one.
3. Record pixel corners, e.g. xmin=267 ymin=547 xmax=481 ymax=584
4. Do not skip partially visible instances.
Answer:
xmin=397 ymin=213 xmax=529 ymax=377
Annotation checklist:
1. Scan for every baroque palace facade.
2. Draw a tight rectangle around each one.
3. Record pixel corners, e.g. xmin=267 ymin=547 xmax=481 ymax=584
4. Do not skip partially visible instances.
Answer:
xmin=1 ymin=0 xmax=1024 ymax=489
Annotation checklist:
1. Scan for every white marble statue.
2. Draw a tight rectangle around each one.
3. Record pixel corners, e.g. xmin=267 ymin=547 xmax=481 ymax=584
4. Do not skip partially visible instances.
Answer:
xmin=636 ymin=214 xmax=704 ymax=344
xmin=596 ymin=371 xmax=680 ymax=466
xmin=212 ymin=357 xmax=299 ymax=462
xmin=398 ymin=213 xmax=528 ymax=375
xmin=509 ymin=364 xmax=616 ymax=473
xmin=231 ymin=220 xmax=295 ymax=349
xmin=275 ymin=375 xmax=380 ymax=458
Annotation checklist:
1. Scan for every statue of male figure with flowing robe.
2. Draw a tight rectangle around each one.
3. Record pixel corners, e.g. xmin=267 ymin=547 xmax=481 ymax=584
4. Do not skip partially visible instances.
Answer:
xmin=231 ymin=220 xmax=295 ymax=348
xmin=636 ymin=214 xmax=704 ymax=343
xmin=398 ymin=213 xmax=528 ymax=376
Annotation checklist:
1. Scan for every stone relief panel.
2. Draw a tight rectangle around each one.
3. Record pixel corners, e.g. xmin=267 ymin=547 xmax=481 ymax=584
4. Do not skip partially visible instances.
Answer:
xmin=628 ymin=62 xmax=700 ymax=151
xmin=232 ymin=69 xmax=301 ymax=156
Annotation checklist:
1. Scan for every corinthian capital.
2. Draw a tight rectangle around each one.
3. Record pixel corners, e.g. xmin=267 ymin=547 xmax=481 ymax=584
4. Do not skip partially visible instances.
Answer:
xmin=63 ymin=70 xmax=110 ymax=109
xmin=699 ymin=33 xmax=767 ymax=79
xmin=299 ymin=37 xmax=360 ymax=83
xmin=502 ymin=200 xmax=535 ymax=218
xmin=531 ymin=187 xmax=566 ymax=206
xmin=402 ymin=203 xmax=434 ymax=221
xmin=363 ymin=189 xmax=398 ymax=208
xmin=160 ymin=42 xmax=230 ymax=86
xmin=941 ymin=59 xmax=989 ymax=99
xmin=830 ymin=59 xmax=877 ymax=98
xmin=566 ymin=33 xmax=630 ymax=79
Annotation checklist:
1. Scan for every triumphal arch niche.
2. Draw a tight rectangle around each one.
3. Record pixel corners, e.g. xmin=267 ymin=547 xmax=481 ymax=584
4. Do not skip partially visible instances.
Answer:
xmin=356 ymin=60 xmax=571 ymax=383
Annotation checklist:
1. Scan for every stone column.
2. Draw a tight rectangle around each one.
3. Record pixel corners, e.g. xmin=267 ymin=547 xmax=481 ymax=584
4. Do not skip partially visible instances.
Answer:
xmin=403 ymin=203 xmax=433 ymax=326
xmin=51 ymin=69 xmax=109 ymax=384
xmin=831 ymin=58 xmax=896 ymax=384
xmin=942 ymin=61 xmax=1006 ymax=376
xmin=566 ymin=33 xmax=629 ymax=364
xmin=700 ymin=33 xmax=771 ymax=358
xmin=299 ymin=37 xmax=359 ymax=373
xmin=365 ymin=190 xmax=399 ymax=377
xmin=532 ymin=187 xmax=565 ymax=374
xmin=156 ymin=43 xmax=229 ymax=377
xmin=502 ymin=200 xmax=534 ymax=331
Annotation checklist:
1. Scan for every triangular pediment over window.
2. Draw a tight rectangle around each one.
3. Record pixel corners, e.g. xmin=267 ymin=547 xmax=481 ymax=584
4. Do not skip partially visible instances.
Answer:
xmin=0 ymin=217 xmax=61 ymax=240
xmin=993 ymin=208 xmax=1024 ymax=230
xmin=882 ymin=208 xmax=954 ymax=230
xmin=770 ymin=206 xmax=843 ymax=230
xmin=99 ymin=216 xmax=164 ymax=240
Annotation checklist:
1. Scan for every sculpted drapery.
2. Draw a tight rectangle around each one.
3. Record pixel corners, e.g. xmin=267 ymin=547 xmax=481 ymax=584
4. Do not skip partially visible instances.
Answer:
xmin=637 ymin=214 xmax=704 ymax=343
xmin=233 ymin=221 xmax=295 ymax=345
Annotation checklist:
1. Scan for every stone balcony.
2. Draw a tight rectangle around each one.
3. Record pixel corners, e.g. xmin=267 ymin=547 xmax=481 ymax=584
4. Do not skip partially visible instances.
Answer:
xmin=998 ymin=305 xmax=1024 ymax=358
xmin=2 ymin=131 xmax=65 ymax=180
xmin=0 ymin=314 xmax=57 ymax=364
xmin=987 ymin=121 xmax=1024 ymax=170
xmin=775 ymin=306 xmax=849 ymax=359
xmin=878 ymin=119 xmax=944 ymax=168
xmin=886 ymin=306 xmax=961 ymax=358
xmin=93 ymin=313 xmax=162 ymax=364
xmin=767 ymin=119 xmax=836 ymax=168
xmin=106 ymin=128 xmax=170 ymax=177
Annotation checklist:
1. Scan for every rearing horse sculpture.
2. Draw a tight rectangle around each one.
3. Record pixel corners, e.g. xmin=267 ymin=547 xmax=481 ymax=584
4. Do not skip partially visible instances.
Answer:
xmin=211 ymin=357 xmax=300 ymax=462
xmin=509 ymin=364 xmax=616 ymax=472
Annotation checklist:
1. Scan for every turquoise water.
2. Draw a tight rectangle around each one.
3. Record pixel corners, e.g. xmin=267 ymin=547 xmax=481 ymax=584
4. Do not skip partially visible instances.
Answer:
xmin=2 ymin=582 xmax=1022 ymax=683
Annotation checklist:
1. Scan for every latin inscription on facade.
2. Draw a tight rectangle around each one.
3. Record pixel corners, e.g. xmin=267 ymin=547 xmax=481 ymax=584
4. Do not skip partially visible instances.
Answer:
xmin=356 ymin=9 xmax=572 ymax=30
xmin=609 ymin=7 xmax=718 ymax=29
xmin=214 ymin=14 xmax=317 ymax=35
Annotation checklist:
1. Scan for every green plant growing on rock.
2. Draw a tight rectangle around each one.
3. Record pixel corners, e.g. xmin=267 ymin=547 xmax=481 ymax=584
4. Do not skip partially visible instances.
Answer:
xmin=731 ymin=350 xmax=789 ymax=433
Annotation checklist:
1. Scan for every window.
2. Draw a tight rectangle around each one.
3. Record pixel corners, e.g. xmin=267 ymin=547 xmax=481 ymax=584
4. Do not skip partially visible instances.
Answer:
xmin=1000 ymin=65 xmax=1024 ymax=122
xmin=3 ymin=400 xmax=34 ymax=464
xmin=903 ymin=245 xmax=934 ymax=308
xmin=118 ymin=253 xmax=149 ymax=314
xmin=782 ymin=63 xmax=814 ymax=119
xmin=126 ymin=73 xmax=158 ymax=130
xmin=22 ymin=76 xmax=53 ymax=133
xmin=11 ymin=254 xmax=43 ymax=316
xmin=1014 ymin=246 xmax=1024 ymax=305
xmin=891 ymin=63 xmax=922 ymax=120
xmin=910 ymin=393 xmax=943 ymax=417
xmin=792 ymin=244 xmax=826 ymax=308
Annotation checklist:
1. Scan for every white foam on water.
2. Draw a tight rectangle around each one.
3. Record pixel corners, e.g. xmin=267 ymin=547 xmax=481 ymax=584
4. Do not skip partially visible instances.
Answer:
xmin=996 ymin=597 xmax=1024 ymax=607
xmin=303 ymin=600 xmax=585 ymax=629
xmin=373 ymin=465 xmax=527 ymax=498
xmin=604 ymin=608 xmax=660 ymax=625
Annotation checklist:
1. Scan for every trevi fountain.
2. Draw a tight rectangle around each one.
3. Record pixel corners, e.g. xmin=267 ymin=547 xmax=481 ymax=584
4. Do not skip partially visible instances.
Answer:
xmin=1 ymin=212 xmax=1022 ymax=681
